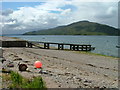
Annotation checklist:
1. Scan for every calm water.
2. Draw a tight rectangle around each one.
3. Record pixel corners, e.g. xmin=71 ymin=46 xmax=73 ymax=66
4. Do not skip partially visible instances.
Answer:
xmin=7 ymin=35 xmax=118 ymax=57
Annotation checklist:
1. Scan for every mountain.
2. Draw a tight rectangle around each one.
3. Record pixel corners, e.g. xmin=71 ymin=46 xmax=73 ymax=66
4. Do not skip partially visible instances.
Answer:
xmin=24 ymin=21 xmax=119 ymax=36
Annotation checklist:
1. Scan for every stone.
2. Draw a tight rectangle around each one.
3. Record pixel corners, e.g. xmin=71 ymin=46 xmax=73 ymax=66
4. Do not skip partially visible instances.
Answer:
xmin=23 ymin=60 xmax=30 ymax=63
xmin=64 ymin=72 xmax=70 ymax=76
xmin=26 ymin=68 xmax=31 ymax=72
xmin=14 ymin=58 xmax=22 ymax=61
xmin=18 ymin=64 xmax=28 ymax=71
xmin=7 ymin=63 xmax=14 ymax=67
xmin=39 ymin=70 xmax=48 ymax=74
xmin=2 ymin=68 xmax=11 ymax=73
xmin=14 ymin=55 xmax=19 ymax=57
xmin=1 ymin=58 xmax=6 ymax=63
xmin=83 ymin=79 xmax=92 ymax=84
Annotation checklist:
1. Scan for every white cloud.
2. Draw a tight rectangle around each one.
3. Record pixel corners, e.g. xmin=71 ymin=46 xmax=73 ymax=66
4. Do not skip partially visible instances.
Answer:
xmin=61 ymin=9 xmax=72 ymax=15
xmin=2 ymin=0 xmax=120 ymax=2
xmin=2 ymin=0 xmax=118 ymax=34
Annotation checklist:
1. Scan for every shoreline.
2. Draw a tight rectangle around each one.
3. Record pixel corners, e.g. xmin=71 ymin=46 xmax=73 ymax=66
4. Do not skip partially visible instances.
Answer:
xmin=1 ymin=35 xmax=118 ymax=58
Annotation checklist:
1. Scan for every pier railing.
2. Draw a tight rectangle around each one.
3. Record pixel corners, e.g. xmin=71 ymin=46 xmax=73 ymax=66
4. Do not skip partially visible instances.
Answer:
xmin=28 ymin=41 xmax=95 ymax=51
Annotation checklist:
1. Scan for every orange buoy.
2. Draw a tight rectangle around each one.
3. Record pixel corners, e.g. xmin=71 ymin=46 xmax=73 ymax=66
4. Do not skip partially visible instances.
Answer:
xmin=34 ymin=61 xmax=42 ymax=68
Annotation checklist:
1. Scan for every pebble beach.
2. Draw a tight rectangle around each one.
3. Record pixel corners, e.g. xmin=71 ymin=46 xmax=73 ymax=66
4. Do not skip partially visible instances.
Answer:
xmin=0 ymin=36 xmax=119 ymax=88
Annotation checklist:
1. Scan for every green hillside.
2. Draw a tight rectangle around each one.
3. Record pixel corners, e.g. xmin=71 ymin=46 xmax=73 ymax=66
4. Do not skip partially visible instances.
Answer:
xmin=24 ymin=21 xmax=119 ymax=35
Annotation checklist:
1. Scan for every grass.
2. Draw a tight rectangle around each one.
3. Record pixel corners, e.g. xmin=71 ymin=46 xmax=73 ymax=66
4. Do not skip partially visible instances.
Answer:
xmin=33 ymin=43 xmax=118 ymax=59
xmin=2 ymin=71 xmax=47 ymax=89
xmin=61 ymin=48 xmax=116 ymax=58
xmin=74 ymin=51 xmax=118 ymax=59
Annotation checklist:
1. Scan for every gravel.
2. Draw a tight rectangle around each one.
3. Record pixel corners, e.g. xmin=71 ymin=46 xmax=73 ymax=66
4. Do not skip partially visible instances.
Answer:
xmin=2 ymin=48 xmax=118 ymax=88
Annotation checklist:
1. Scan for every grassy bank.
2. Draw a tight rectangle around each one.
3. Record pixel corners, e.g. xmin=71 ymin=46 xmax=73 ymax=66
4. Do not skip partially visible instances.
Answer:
xmin=34 ymin=44 xmax=118 ymax=59
xmin=73 ymin=51 xmax=118 ymax=59
xmin=2 ymin=71 xmax=46 ymax=89
xmin=33 ymin=44 xmax=118 ymax=59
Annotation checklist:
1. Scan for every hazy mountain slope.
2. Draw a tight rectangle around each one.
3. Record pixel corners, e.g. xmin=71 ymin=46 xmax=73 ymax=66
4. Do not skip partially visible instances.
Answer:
xmin=24 ymin=21 xmax=119 ymax=35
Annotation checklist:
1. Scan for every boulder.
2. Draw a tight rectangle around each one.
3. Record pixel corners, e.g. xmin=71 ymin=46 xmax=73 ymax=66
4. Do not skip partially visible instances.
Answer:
xmin=1 ymin=58 xmax=6 ymax=63
xmin=18 ymin=64 xmax=28 ymax=71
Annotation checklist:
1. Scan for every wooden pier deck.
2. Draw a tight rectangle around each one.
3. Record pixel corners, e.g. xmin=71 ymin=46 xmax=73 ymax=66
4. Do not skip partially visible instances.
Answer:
xmin=28 ymin=41 xmax=95 ymax=51
xmin=1 ymin=37 xmax=95 ymax=51
xmin=0 ymin=36 xmax=27 ymax=47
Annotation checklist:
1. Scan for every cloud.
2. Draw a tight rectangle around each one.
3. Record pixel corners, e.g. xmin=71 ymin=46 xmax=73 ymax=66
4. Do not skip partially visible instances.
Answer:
xmin=94 ymin=4 xmax=117 ymax=19
xmin=2 ymin=0 xmax=120 ymax=2
xmin=60 ymin=2 xmax=118 ymax=27
xmin=2 ymin=9 xmax=13 ymax=16
xmin=2 ymin=0 xmax=118 ymax=34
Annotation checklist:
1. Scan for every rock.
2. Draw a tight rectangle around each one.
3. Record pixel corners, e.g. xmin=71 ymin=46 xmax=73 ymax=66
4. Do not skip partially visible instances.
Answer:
xmin=7 ymin=63 xmax=14 ymax=67
xmin=14 ymin=58 xmax=22 ymax=61
xmin=39 ymin=69 xmax=48 ymax=74
xmin=9 ymin=54 xmax=14 ymax=56
xmin=101 ymin=85 xmax=107 ymax=88
xmin=14 ymin=55 xmax=19 ymax=57
xmin=23 ymin=61 xmax=30 ymax=63
xmin=76 ymin=77 xmax=82 ymax=81
xmin=2 ymin=68 xmax=11 ymax=73
xmin=104 ymin=74 xmax=108 ymax=77
xmin=64 ymin=72 xmax=70 ymax=75
xmin=26 ymin=68 xmax=31 ymax=72
xmin=40 ymin=70 xmax=48 ymax=74
xmin=28 ymin=63 xmax=33 ymax=66
xmin=58 ymin=85 xmax=61 ymax=87
xmin=18 ymin=64 xmax=28 ymax=71
xmin=49 ymin=73 xmax=53 ymax=76
xmin=1 ymin=58 xmax=6 ymax=63
xmin=83 ymin=79 xmax=92 ymax=83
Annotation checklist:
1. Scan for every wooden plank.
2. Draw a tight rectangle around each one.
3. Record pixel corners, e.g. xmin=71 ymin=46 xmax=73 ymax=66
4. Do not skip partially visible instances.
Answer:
xmin=2 ymin=41 xmax=27 ymax=47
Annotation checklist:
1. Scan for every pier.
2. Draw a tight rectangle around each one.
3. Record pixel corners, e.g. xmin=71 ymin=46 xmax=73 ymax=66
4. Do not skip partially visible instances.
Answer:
xmin=1 ymin=37 xmax=95 ymax=51
xmin=27 ymin=41 xmax=95 ymax=51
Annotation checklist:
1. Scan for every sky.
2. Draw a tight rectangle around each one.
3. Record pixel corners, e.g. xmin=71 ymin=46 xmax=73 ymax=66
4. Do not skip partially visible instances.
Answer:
xmin=1 ymin=0 xmax=119 ymax=34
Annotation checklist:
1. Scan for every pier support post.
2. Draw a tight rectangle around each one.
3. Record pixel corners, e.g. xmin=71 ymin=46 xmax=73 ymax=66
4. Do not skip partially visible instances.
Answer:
xmin=72 ymin=45 xmax=75 ymax=50
xmin=44 ymin=43 xmax=49 ymax=49
xmin=85 ymin=45 xmax=87 ymax=51
xmin=30 ymin=43 xmax=33 ymax=48
xmin=76 ymin=45 xmax=79 ymax=51
xmin=70 ymin=45 xmax=75 ymax=50
xmin=70 ymin=44 xmax=93 ymax=51
xmin=81 ymin=45 xmax=83 ymax=51
xmin=87 ymin=45 xmax=91 ymax=51
xmin=58 ymin=44 xmax=64 ymax=50
xmin=27 ymin=42 xmax=32 ymax=48
xmin=70 ymin=45 xmax=72 ymax=50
